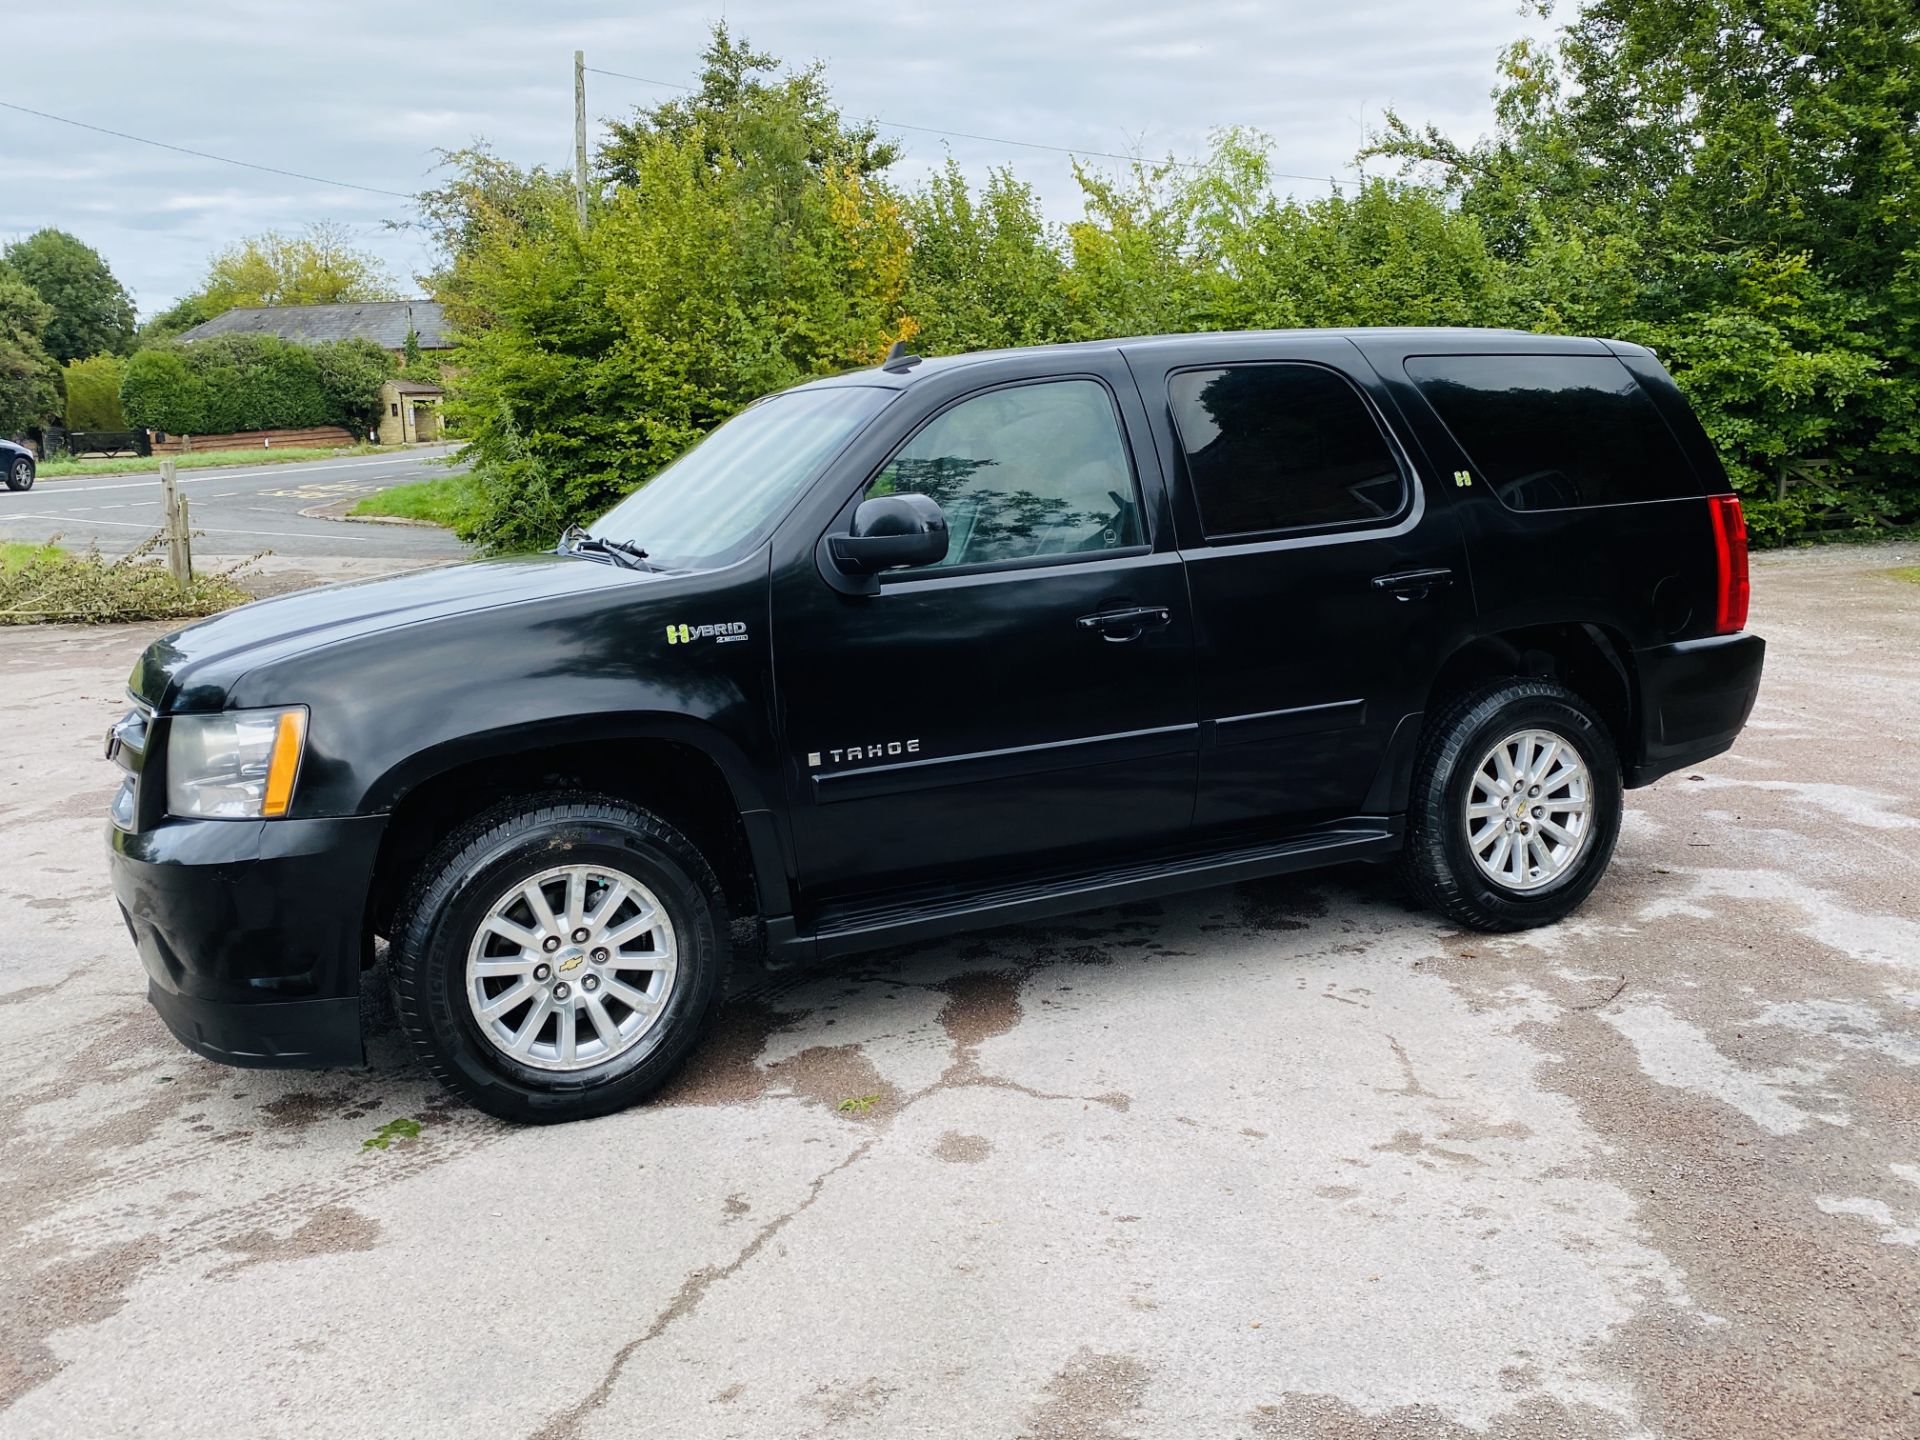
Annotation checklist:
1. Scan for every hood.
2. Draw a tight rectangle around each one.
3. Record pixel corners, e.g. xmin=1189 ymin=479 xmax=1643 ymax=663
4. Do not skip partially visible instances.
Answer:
xmin=131 ymin=553 xmax=659 ymax=711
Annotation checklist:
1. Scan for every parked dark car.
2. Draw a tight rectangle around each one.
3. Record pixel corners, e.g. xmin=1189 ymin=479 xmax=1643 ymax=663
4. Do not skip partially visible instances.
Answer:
xmin=106 ymin=329 xmax=1764 ymax=1122
xmin=3 ymin=438 xmax=34 ymax=491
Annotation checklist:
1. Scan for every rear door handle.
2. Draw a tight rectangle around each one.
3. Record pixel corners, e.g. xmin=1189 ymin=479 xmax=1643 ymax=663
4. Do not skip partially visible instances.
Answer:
xmin=1076 ymin=605 xmax=1172 ymax=640
xmin=1371 ymin=567 xmax=1453 ymax=600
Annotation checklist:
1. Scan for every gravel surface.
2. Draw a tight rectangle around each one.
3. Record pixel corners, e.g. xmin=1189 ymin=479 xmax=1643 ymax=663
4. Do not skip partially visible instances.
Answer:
xmin=0 ymin=544 xmax=1915 ymax=1439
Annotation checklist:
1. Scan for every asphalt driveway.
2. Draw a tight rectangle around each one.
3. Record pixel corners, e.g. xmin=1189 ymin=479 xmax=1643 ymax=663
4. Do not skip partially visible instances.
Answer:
xmin=0 ymin=545 xmax=1915 ymax=1439
xmin=0 ymin=447 xmax=468 ymax=561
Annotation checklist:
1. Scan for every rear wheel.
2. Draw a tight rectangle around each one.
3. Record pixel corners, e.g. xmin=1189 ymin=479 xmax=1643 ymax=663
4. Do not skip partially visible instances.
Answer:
xmin=1399 ymin=679 xmax=1622 ymax=931
xmin=6 ymin=456 xmax=32 ymax=491
xmin=390 ymin=793 xmax=727 ymax=1123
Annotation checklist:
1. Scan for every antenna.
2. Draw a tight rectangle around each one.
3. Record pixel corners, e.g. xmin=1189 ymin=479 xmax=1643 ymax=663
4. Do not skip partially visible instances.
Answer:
xmin=880 ymin=340 xmax=922 ymax=373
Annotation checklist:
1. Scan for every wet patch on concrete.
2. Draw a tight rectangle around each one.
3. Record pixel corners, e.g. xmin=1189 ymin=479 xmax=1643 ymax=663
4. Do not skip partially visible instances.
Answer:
xmin=212 ymin=1204 xmax=382 ymax=1278
xmin=1021 ymin=1349 xmax=1151 ymax=1440
xmin=933 ymin=1131 xmax=993 ymax=1164
xmin=1248 ymin=1393 xmax=1638 ymax=1438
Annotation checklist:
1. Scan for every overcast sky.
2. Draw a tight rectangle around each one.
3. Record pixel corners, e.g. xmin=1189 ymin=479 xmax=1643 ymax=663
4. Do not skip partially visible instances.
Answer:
xmin=0 ymin=1 xmax=1552 ymax=316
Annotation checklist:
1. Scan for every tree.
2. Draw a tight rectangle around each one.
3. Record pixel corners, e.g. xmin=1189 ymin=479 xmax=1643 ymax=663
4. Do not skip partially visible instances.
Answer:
xmin=2 ymin=230 xmax=135 ymax=363
xmin=904 ymin=161 xmax=1072 ymax=354
xmin=0 ymin=264 xmax=62 ymax=436
xmin=598 ymin=23 xmax=899 ymax=193
xmin=135 ymin=295 xmax=218 ymax=350
xmin=434 ymin=26 xmax=912 ymax=553
xmin=63 ymin=354 xmax=127 ymax=430
xmin=195 ymin=222 xmax=401 ymax=312
xmin=1368 ymin=0 xmax=1920 ymax=536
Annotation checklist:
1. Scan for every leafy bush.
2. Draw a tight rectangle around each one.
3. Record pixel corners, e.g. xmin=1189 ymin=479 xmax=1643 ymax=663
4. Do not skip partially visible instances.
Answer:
xmin=120 ymin=348 xmax=205 ymax=434
xmin=63 ymin=354 xmax=127 ymax=430
xmin=0 ymin=536 xmax=252 ymax=625
xmin=429 ymin=12 xmax=1920 ymax=552
xmin=120 ymin=334 xmax=395 ymax=435
xmin=313 ymin=338 xmax=396 ymax=432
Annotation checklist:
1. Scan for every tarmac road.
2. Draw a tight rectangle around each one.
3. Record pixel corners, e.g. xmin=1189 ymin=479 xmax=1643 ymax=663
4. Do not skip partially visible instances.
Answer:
xmin=0 ymin=447 xmax=470 ymax=562
xmin=0 ymin=543 xmax=1916 ymax=1439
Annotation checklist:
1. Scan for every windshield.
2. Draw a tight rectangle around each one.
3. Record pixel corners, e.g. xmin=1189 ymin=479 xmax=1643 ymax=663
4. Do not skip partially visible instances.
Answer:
xmin=590 ymin=385 xmax=893 ymax=568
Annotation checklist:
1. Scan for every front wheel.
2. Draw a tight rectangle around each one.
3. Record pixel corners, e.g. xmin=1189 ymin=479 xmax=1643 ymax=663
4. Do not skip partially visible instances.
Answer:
xmin=6 ymin=456 xmax=33 ymax=491
xmin=1399 ymin=679 xmax=1622 ymax=931
xmin=390 ymin=793 xmax=728 ymax=1123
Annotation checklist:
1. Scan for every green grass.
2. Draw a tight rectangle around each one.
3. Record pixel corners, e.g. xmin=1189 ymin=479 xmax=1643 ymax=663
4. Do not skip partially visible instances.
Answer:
xmin=36 ymin=443 xmax=403 ymax=478
xmin=350 ymin=473 xmax=481 ymax=529
xmin=1886 ymin=565 xmax=1920 ymax=584
xmin=1 ymin=541 xmax=61 ymax=575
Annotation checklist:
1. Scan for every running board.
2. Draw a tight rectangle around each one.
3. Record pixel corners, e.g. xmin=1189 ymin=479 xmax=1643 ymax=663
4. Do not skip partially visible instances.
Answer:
xmin=769 ymin=818 xmax=1402 ymax=967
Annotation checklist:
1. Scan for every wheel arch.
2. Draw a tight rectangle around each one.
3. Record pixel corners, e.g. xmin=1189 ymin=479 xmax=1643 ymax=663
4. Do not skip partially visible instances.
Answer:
xmin=364 ymin=715 xmax=788 ymax=942
xmin=1421 ymin=622 xmax=1637 ymax=777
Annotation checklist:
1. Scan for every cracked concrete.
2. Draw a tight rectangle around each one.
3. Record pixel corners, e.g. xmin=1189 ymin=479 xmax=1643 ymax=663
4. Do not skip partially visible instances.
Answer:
xmin=1 ymin=543 xmax=1917 ymax=1438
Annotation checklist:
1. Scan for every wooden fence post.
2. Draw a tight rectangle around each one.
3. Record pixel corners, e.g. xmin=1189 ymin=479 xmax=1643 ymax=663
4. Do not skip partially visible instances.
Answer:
xmin=159 ymin=459 xmax=191 ymax=587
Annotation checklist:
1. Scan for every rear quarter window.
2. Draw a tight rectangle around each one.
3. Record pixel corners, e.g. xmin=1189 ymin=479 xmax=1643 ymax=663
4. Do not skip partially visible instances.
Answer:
xmin=1405 ymin=354 xmax=1700 ymax=511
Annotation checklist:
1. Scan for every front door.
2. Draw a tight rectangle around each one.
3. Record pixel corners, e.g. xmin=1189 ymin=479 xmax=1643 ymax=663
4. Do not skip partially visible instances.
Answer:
xmin=772 ymin=366 xmax=1197 ymax=903
xmin=1129 ymin=339 xmax=1474 ymax=834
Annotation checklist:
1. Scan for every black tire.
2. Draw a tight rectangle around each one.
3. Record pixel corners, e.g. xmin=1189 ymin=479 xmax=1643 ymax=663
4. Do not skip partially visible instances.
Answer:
xmin=390 ymin=792 xmax=728 ymax=1124
xmin=1398 ymin=679 xmax=1622 ymax=931
xmin=5 ymin=456 xmax=32 ymax=492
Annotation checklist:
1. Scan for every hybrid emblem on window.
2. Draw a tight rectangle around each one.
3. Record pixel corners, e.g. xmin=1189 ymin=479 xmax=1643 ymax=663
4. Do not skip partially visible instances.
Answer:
xmin=665 ymin=621 xmax=748 ymax=645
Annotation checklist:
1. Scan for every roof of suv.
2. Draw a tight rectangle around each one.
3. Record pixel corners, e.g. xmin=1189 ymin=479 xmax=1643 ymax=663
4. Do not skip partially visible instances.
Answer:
xmin=800 ymin=327 xmax=1634 ymax=392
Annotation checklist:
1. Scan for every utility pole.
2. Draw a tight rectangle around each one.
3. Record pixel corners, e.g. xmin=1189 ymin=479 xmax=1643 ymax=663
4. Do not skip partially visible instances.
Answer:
xmin=573 ymin=50 xmax=589 ymax=229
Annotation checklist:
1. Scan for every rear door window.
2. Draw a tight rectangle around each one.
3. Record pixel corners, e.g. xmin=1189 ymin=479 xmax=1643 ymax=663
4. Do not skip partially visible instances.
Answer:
xmin=1405 ymin=354 xmax=1699 ymax=510
xmin=1168 ymin=364 xmax=1407 ymax=540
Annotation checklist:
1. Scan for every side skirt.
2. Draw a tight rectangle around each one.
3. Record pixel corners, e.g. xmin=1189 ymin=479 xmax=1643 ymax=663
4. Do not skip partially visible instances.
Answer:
xmin=760 ymin=816 xmax=1403 ymax=970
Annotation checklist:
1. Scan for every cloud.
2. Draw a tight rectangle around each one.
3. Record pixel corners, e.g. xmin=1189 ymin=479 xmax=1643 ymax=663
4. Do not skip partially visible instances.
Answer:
xmin=0 ymin=0 xmax=1551 ymax=315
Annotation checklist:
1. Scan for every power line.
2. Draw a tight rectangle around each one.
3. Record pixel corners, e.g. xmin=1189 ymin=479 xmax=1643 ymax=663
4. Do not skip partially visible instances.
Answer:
xmin=0 ymin=100 xmax=417 ymax=200
xmin=584 ymin=66 xmax=1340 ymax=186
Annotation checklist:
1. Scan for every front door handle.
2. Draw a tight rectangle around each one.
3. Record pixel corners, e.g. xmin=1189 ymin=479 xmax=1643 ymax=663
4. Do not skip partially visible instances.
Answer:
xmin=1371 ymin=567 xmax=1454 ymax=601
xmin=1076 ymin=605 xmax=1172 ymax=640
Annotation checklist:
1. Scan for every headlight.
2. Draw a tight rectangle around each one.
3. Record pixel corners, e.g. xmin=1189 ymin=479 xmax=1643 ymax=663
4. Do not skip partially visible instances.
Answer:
xmin=165 ymin=707 xmax=308 ymax=819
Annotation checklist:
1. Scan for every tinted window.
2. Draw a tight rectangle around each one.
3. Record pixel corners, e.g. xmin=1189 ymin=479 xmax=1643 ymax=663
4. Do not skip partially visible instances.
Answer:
xmin=1168 ymin=364 xmax=1406 ymax=539
xmin=595 ymin=385 xmax=892 ymax=568
xmin=1405 ymin=354 xmax=1698 ymax=510
xmin=865 ymin=379 xmax=1141 ymax=569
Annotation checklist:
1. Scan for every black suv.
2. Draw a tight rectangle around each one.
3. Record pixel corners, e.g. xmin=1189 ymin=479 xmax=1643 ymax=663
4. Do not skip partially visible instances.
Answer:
xmin=106 ymin=329 xmax=1764 ymax=1122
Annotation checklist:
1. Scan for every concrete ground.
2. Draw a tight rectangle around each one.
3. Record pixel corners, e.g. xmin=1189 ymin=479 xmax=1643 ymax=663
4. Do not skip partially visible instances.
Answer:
xmin=0 ymin=545 xmax=1916 ymax=1440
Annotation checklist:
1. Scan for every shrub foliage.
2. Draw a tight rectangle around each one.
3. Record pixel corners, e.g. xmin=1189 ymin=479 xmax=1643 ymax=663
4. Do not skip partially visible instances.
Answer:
xmin=120 ymin=334 xmax=394 ymax=436
xmin=429 ymin=8 xmax=1920 ymax=552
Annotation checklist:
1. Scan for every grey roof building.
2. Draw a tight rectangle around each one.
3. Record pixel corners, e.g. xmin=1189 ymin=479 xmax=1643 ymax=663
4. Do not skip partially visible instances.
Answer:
xmin=176 ymin=300 xmax=450 ymax=351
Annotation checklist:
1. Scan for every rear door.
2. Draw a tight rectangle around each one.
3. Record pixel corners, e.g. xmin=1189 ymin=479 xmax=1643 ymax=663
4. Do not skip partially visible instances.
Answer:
xmin=1125 ymin=336 xmax=1476 ymax=835
xmin=771 ymin=355 xmax=1198 ymax=903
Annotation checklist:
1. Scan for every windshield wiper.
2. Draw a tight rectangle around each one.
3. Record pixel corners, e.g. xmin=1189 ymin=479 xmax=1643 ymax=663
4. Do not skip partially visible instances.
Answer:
xmin=558 ymin=526 xmax=659 ymax=571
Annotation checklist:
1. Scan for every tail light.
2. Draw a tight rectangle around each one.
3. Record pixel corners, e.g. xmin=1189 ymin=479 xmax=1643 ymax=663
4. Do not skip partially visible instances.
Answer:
xmin=1707 ymin=494 xmax=1749 ymax=634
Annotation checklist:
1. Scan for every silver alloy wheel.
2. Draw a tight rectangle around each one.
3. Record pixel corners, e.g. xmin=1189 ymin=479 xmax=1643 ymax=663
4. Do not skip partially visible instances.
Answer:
xmin=464 ymin=863 xmax=677 ymax=1073
xmin=1463 ymin=728 xmax=1594 ymax=892
xmin=9 ymin=458 xmax=29 ymax=488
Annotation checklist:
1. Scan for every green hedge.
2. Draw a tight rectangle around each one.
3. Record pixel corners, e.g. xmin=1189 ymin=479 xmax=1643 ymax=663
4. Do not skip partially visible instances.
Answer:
xmin=62 ymin=354 xmax=126 ymax=430
xmin=120 ymin=334 xmax=393 ymax=435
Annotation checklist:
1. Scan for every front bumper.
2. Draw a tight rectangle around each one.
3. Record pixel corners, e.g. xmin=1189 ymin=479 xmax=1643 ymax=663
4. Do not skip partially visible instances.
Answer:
xmin=108 ymin=813 xmax=386 ymax=1068
xmin=1626 ymin=631 xmax=1766 ymax=787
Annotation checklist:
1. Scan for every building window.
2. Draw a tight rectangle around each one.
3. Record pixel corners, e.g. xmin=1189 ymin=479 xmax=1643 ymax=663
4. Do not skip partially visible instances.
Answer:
xmin=390 ymin=403 xmax=400 ymax=417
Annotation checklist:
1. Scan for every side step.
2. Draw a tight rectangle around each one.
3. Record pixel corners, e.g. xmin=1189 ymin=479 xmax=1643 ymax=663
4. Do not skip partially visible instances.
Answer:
xmin=776 ymin=818 xmax=1401 ymax=966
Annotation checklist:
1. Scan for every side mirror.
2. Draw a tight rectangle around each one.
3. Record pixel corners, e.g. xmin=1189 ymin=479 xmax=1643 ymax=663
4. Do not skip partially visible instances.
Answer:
xmin=830 ymin=494 xmax=949 ymax=576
